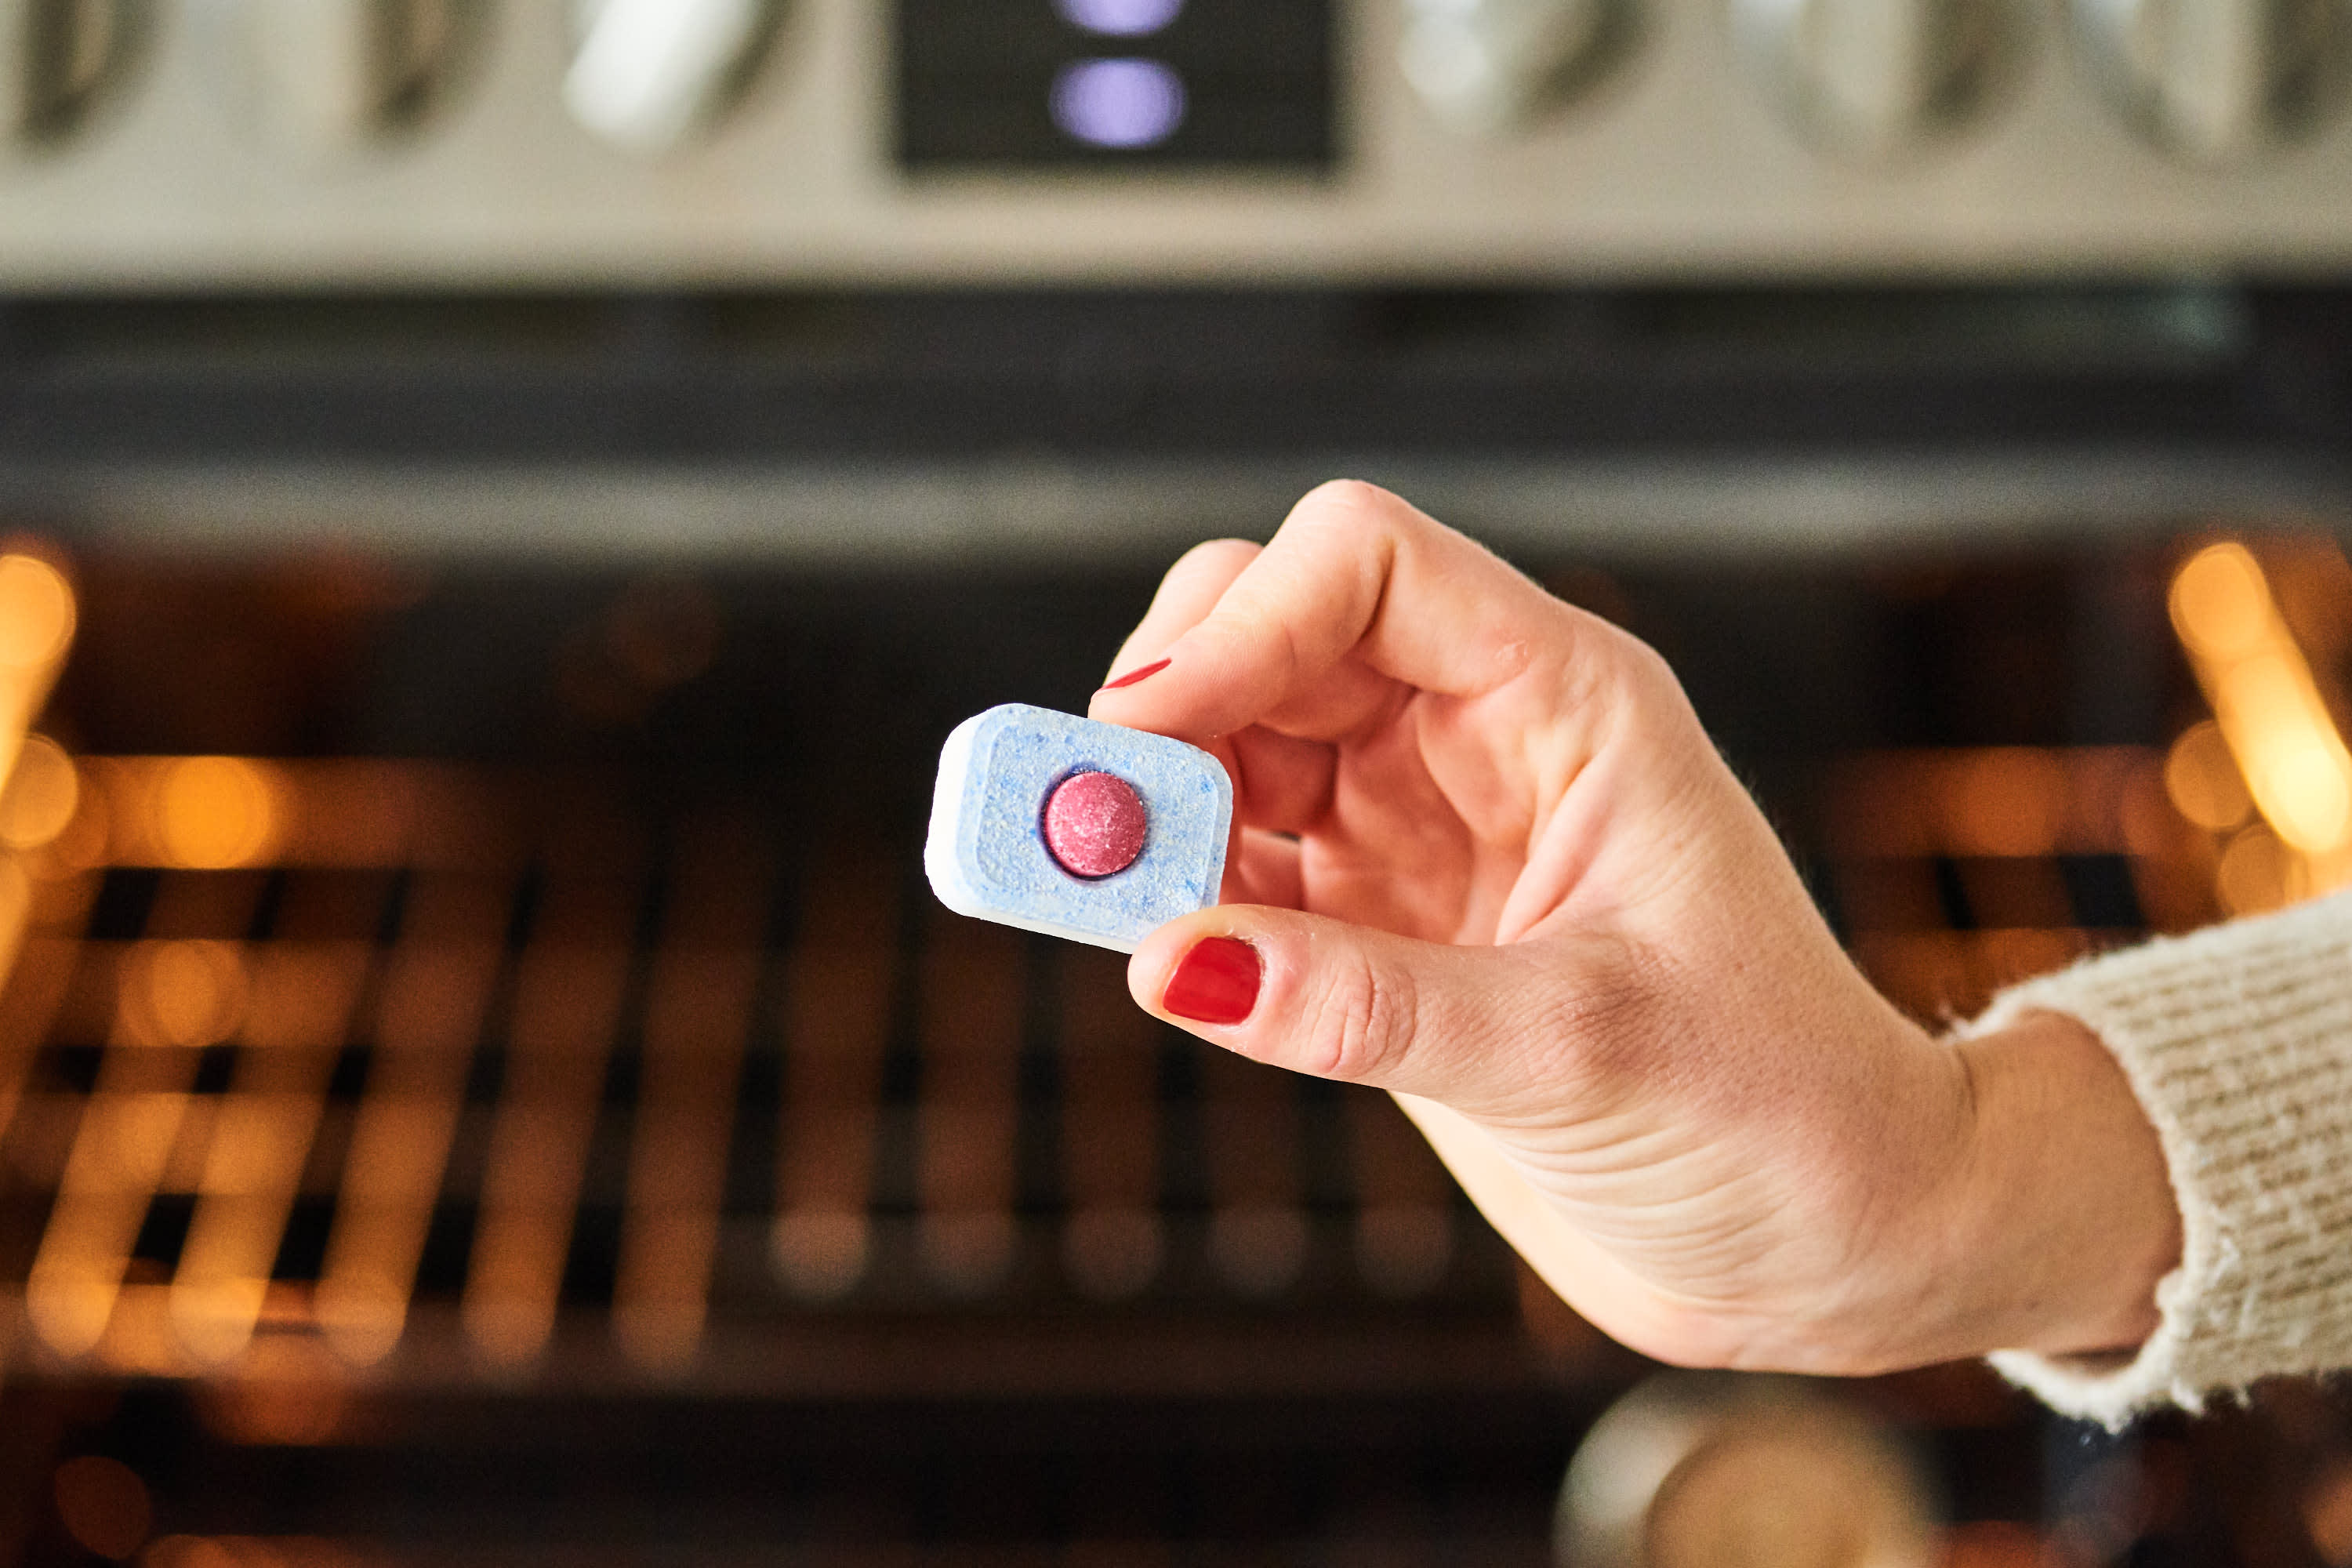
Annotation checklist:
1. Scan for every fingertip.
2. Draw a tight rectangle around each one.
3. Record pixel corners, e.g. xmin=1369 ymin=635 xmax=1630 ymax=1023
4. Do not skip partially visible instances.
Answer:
xmin=1172 ymin=536 xmax=1267 ymax=575
xmin=1127 ymin=910 xmax=1208 ymax=1014
xmin=1129 ymin=909 xmax=1265 ymax=1031
xmin=1290 ymin=477 xmax=1381 ymax=510
xmin=1097 ymin=655 xmax=1171 ymax=692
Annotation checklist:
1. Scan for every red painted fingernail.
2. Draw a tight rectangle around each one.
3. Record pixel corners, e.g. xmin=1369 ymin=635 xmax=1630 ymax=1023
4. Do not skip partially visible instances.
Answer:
xmin=1163 ymin=937 xmax=1261 ymax=1025
xmin=1099 ymin=656 xmax=1171 ymax=691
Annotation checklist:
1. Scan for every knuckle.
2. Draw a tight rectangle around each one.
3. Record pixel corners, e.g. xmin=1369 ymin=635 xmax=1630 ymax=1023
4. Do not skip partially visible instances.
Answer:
xmin=1288 ymin=480 xmax=1416 ymax=546
xmin=1174 ymin=537 xmax=1261 ymax=575
xmin=1162 ymin=537 xmax=1261 ymax=596
xmin=1530 ymin=938 xmax=1672 ymax=1102
xmin=1298 ymin=477 xmax=1390 ymax=517
xmin=1298 ymin=948 xmax=1417 ymax=1083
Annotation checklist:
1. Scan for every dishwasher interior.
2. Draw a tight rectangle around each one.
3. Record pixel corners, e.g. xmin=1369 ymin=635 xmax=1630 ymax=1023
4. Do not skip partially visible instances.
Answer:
xmin=0 ymin=285 xmax=2349 ymax=1565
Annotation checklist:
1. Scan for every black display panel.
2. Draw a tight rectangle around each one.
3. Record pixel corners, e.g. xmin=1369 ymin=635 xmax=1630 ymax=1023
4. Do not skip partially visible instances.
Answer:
xmin=896 ymin=0 xmax=1334 ymax=171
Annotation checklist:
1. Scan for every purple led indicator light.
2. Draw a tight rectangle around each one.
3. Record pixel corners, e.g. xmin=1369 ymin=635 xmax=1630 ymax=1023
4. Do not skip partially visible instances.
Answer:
xmin=1054 ymin=0 xmax=1185 ymax=34
xmin=1051 ymin=58 xmax=1187 ymax=149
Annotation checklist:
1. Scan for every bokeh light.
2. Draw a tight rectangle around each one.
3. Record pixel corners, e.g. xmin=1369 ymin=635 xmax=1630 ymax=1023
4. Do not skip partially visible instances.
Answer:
xmin=1943 ymin=748 xmax=2066 ymax=856
xmin=1056 ymin=0 xmax=1184 ymax=34
xmin=2217 ymin=824 xmax=2297 ymax=916
xmin=1051 ymin=59 xmax=1186 ymax=149
xmin=2170 ymin=542 xmax=2271 ymax=659
xmin=122 ymin=940 xmax=250 ymax=1049
xmin=53 ymin=1454 xmax=151 ymax=1561
xmin=2163 ymin=720 xmax=2251 ymax=830
xmin=0 ymin=554 xmax=77 ymax=672
xmin=771 ymin=1210 xmax=871 ymax=1299
xmin=155 ymin=757 xmax=283 ymax=869
xmin=2169 ymin=543 xmax=2352 ymax=858
xmin=2307 ymin=1457 xmax=2352 ymax=1566
xmin=0 ymin=734 xmax=82 ymax=850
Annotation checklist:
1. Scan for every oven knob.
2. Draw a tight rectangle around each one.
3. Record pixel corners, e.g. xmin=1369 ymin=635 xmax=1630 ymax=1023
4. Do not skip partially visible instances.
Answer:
xmin=0 ymin=0 xmax=142 ymax=149
xmin=228 ymin=0 xmax=483 ymax=154
xmin=1734 ymin=0 xmax=2016 ymax=155
xmin=1399 ymin=0 xmax=1634 ymax=133
xmin=2073 ymin=0 xmax=2350 ymax=162
xmin=564 ymin=0 xmax=777 ymax=153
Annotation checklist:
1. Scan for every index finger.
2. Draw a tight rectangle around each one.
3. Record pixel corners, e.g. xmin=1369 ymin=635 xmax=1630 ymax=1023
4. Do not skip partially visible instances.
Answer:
xmin=1097 ymin=536 xmax=1260 ymax=691
xmin=1091 ymin=481 xmax=1585 ymax=746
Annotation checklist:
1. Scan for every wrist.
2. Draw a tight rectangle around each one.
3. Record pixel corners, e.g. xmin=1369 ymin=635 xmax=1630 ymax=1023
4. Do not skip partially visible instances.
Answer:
xmin=1928 ymin=1011 xmax=2180 ymax=1363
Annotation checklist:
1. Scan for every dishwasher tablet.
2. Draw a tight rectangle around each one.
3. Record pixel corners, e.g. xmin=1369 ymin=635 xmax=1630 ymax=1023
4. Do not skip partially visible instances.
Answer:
xmin=925 ymin=703 xmax=1231 ymax=952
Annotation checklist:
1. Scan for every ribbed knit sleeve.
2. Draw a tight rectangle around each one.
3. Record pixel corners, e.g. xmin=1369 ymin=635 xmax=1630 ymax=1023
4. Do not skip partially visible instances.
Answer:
xmin=1964 ymin=891 xmax=2352 ymax=1428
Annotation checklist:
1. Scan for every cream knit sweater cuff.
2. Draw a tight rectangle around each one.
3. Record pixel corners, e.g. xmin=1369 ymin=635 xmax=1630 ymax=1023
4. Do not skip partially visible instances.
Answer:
xmin=1962 ymin=891 xmax=2352 ymax=1428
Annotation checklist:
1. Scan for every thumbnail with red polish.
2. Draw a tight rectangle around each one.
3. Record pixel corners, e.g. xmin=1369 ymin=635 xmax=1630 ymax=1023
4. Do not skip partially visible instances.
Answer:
xmin=1100 ymin=656 xmax=1171 ymax=691
xmin=1163 ymin=937 xmax=1261 ymax=1025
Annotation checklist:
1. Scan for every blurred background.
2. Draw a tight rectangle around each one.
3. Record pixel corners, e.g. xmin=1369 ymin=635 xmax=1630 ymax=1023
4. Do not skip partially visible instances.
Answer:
xmin=1 ymin=0 xmax=2351 ymax=1563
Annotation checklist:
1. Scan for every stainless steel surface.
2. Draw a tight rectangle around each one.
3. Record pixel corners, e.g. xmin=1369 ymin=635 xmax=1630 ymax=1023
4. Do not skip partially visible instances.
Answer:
xmin=0 ymin=0 xmax=140 ymax=148
xmin=222 ymin=0 xmax=483 ymax=156
xmin=3 ymin=0 xmax=2352 ymax=285
xmin=1397 ymin=0 xmax=1629 ymax=135
xmin=6 ymin=449 xmax=2349 ymax=564
xmin=1732 ymin=0 xmax=2017 ymax=157
xmin=2072 ymin=0 xmax=2351 ymax=163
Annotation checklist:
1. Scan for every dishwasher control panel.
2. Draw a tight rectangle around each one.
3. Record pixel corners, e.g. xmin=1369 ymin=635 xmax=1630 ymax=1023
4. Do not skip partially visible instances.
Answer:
xmin=0 ymin=0 xmax=2349 ymax=285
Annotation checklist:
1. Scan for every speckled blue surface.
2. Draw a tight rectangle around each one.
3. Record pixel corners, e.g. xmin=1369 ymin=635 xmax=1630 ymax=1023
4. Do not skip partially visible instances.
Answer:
xmin=926 ymin=704 xmax=1231 ymax=952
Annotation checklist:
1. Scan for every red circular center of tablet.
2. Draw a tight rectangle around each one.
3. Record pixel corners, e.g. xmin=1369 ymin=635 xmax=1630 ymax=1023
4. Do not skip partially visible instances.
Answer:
xmin=1044 ymin=771 xmax=1149 ymax=879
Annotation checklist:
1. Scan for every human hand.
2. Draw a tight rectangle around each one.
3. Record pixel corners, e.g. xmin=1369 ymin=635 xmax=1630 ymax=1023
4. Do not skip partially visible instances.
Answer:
xmin=1092 ymin=481 xmax=2179 ymax=1375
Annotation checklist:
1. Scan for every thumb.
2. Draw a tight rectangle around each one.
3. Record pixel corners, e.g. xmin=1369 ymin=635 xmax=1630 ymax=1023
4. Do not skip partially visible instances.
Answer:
xmin=1127 ymin=905 xmax=1563 ymax=1105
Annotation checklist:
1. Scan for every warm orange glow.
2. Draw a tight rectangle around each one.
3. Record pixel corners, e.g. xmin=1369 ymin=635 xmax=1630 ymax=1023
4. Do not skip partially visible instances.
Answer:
xmin=0 ymin=860 xmax=31 ymax=986
xmin=770 ymin=1211 xmax=869 ymax=1299
xmin=2164 ymin=720 xmax=2252 ymax=830
xmin=120 ymin=940 xmax=249 ymax=1050
xmin=2170 ymin=543 xmax=2352 ymax=859
xmin=2307 ymin=1458 xmax=2352 ymax=1566
xmin=614 ymin=821 xmax=768 ymax=1370
xmin=143 ymin=1540 xmax=241 ymax=1568
xmin=1852 ymin=928 xmax=2100 ymax=1018
xmin=142 ymin=1537 xmax=349 ymax=1568
xmin=0 ymin=734 xmax=79 ymax=851
xmin=464 ymin=927 xmax=633 ymax=1370
xmin=1941 ymin=1520 xmax=2047 ymax=1568
xmin=774 ymin=854 xmax=898 ymax=1299
xmin=53 ymin=1454 xmax=151 ymax=1560
xmin=1826 ymin=748 xmax=2160 ymax=858
xmin=1942 ymin=748 xmax=2067 ymax=857
xmin=2217 ymin=825 xmax=2299 ymax=916
xmin=0 ymin=554 xmax=75 ymax=803
xmin=0 ymin=555 xmax=75 ymax=670
xmin=154 ymin=757 xmax=283 ymax=869
xmin=2171 ymin=543 xmax=2271 ymax=659
xmin=200 ymin=1379 xmax=350 ymax=1447
xmin=80 ymin=758 xmax=519 ymax=870
xmin=172 ymin=946 xmax=369 ymax=1367
xmin=615 ymin=944 xmax=762 ymax=1372
xmin=28 ymin=1087 xmax=198 ymax=1358
xmin=319 ymin=880 xmax=509 ymax=1367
